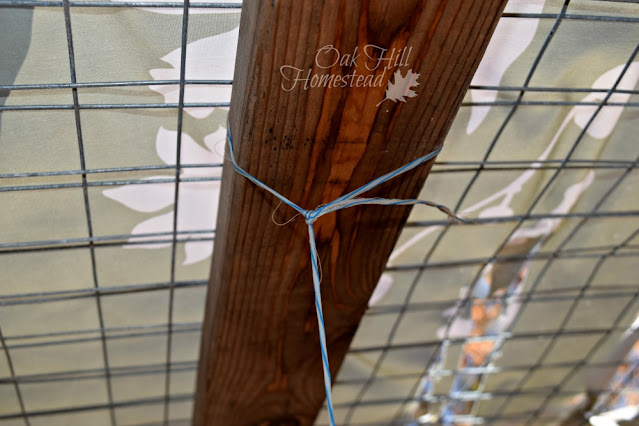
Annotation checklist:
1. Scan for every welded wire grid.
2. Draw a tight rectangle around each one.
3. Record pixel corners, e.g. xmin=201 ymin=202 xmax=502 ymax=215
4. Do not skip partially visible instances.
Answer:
xmin=0 ymin=0 xmax=638 ymax=425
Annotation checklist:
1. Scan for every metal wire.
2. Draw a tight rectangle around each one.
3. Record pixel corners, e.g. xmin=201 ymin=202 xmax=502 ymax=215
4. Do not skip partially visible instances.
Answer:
xmin=0 ymin=230 xmax=215 ymax=255
xmin=0 ymin=176 xmax=220 ymax=192
xmin=0 ymin=159 xmax=631 ymax=180
xmin=436 ymin=60 xmax=637 ymax=426
xmin=475 ymin=42 xmax=639 ymax=423
xmin=61 ymin=1 xmax=116 ymax=423
xmin=0 ymin=102 xmax=230 ymax=111
xmin=0 ymin=393 xmax=194 ymax=421
xmin=0 ymin=360 xmax=199 ymax=385
xmin=0 ymin=351 xmax=635 ymax=421
xmin=0 ymin=326 xmax=30 ymax=426
xmin=0 ymin=79 xmax=232 ymax=90
xmin=2 ymin=321 xmax=200 ymax=345
xmin=389 ymin=5 xmax=639 ymax=425
xmin=471 ymin=155 xmax=639 ymax=420
xmin=1 ymin=80 xmax=638 ymax=94
xmin=0 ymin=164 xmax=222 ymax=180
xmin=0 ymin=358 xmax=632 ymax=388
xmin=0 ymin=369 xmax=636 ymax=423
xmin=343 ymin=3 xmax=575 ymax=420
xmin=524 ymin=235 xmax=639 ymax=424
xmin=1 ymin=0 xmax=639 ymax=425
xmin=163 ymin=1 xmax=190 ymax=423
xmin=2 ymin=100 xmax=639 ymax=111
xmin=0 ymin=0 xmax=636 ymax=25
xmin=3 ymin=287 xmax=639 ymax=352
xmin=3 ymin=323 xmax=201 ymax=351
xmin=0 ymin=280 xmax=207 ymax=308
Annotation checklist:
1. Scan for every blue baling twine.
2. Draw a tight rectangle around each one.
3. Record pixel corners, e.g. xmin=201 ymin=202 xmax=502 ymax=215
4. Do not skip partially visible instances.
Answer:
xmin=226 ymin=125 xmax=464 ymax=426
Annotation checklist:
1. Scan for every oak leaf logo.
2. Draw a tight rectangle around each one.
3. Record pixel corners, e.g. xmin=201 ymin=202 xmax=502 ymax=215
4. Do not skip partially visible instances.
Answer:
xmin=376 ymin=69 xmax=420 ymax=107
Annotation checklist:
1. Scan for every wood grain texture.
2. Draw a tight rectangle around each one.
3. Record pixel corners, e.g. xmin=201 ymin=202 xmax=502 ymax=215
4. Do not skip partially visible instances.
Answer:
xmin=193 ymin=1 xmax=506 ymax=424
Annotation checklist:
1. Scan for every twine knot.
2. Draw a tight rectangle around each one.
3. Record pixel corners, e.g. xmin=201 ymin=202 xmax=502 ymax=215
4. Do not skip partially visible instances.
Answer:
xmin=304 ymin=207 xmax=323 ymax=224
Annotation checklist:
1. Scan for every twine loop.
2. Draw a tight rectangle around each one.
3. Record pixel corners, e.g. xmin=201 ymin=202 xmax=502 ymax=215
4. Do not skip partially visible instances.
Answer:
xmin=225 ymin=124 xmax=465 ymax=426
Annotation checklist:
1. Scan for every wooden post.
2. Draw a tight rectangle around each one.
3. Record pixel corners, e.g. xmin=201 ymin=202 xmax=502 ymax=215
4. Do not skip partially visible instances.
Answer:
xmin=194 ymin=0 xmax=506 ymax=424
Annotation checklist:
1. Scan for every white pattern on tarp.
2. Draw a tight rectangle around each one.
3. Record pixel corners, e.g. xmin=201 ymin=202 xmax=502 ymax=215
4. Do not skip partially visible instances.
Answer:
xmin=149 ymin=27 xmax=239 ymax=118
xmin=102 ymin=126 xmax=225 ymax=265
xmin=386 ymin=61 xmax=639 ymax=271
xmin=467 ymin=0 xmax=546 ymax=134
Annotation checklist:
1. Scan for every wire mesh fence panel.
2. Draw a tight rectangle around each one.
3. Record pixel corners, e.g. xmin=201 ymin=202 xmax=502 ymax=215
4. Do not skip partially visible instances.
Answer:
xmin=0 ymin=0 xmax=638 ymax=425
